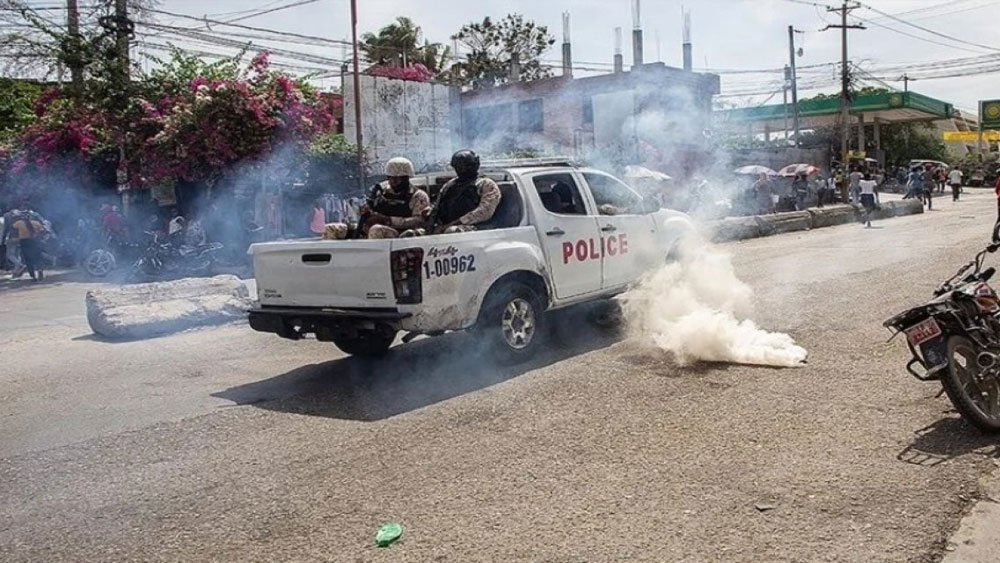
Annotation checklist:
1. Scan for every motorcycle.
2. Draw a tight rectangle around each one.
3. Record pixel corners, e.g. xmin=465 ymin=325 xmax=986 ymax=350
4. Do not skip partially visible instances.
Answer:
xmin=885 ymin=243 xmax=1000 ymax=432
xmin=83 ymin=232 xmax=142 ymax=278
xmin=128 ymin=231 xmax=224 ymax=282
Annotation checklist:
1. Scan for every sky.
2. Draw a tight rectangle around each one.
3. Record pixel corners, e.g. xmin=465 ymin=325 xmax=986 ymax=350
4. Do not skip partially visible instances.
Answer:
xmin=146 ymin=0 xmax=1000 ymax=114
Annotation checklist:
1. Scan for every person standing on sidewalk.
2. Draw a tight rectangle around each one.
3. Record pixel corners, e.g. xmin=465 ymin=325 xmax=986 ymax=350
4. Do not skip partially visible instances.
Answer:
xmin=948 ymin=168 xmax=964 ymax=202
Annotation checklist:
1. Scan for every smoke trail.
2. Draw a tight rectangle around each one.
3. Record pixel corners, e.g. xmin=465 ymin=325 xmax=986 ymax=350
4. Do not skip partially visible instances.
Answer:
xmin=621 ymin=235 xmax=807 ymax=368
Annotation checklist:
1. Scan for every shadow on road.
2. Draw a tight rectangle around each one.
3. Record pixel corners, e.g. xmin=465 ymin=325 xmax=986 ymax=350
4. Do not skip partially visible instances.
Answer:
xmin=0 ymin=269 xmax=92 ymax=292
xmin=212 ymin=304 xmax=622 ymax=421
xmin=897 ymin=417 xmax=1000 ymax=467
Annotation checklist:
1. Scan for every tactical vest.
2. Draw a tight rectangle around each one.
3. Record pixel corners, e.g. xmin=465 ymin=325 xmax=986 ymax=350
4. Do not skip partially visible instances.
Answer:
xmin=436 ymin=177 xmax=481 ymax=225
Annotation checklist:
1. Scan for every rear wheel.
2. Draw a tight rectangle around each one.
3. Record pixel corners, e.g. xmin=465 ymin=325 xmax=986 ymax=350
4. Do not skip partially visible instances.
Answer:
xmin=331 ymin=328 xmax=396 ymax=357
xmin=475 ymin=281 xmax=547 ymax=365
xmin=940 ymin=335 xmax=1000 ymax=433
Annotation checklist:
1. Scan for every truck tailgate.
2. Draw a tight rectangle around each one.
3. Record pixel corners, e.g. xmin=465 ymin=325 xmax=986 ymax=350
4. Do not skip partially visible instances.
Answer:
xmin=250 ymin=240 xmax=396 ymax=308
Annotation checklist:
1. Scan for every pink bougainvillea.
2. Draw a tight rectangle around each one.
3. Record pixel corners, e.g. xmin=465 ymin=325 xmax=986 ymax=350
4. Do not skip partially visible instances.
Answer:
xmin=3 ymin=50 xmax=339 ymax=191
xmin=366 ymin=63 xmax=434 ymax=82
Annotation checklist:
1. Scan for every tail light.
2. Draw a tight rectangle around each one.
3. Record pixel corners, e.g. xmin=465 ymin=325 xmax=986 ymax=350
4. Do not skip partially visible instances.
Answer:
xmin=390 ymin=248 xmax=423 ymax=304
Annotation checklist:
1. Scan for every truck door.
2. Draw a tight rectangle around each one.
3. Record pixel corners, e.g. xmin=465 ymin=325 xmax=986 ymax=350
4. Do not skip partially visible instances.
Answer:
xmin=580 ymin=171 xmax=660 ymax=290
xmin=527 ymin=172 xmax=603 ymax=300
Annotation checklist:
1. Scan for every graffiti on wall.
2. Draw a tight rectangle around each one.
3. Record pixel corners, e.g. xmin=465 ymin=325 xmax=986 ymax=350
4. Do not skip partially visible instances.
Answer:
xmin=344 ymin=76 xmax=455 ymax=173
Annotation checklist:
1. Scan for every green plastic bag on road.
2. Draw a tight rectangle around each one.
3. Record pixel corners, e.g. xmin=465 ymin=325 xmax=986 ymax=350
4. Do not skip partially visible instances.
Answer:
xmin=375 ymin=522 xmax=402 ymax=547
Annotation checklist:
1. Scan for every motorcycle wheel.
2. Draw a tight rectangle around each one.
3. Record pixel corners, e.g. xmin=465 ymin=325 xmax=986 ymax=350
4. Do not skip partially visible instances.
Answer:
xmin=940 ymin=335 xmax=1000 ymax=433
xmin=84 ymin=249 xmax=116 ymax=278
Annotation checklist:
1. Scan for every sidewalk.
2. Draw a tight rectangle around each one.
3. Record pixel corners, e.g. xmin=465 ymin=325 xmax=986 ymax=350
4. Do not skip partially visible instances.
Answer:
xmin=943 ymin=467 xmax=1000 ymax=562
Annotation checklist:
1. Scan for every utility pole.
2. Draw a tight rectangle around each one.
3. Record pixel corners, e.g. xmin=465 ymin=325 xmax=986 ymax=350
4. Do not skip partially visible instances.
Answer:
xmin=787 ymin=25 xmax=801 ymax=148
xmin=66 ymin=0 xmax=83 ymax=99
xmin=349 ymin=0 xmax=364 ymax=190
xmin=114 ymin=0 xmax=129 ymax=85
xmin=902 ymin=73 xmax=909 ymax=92
xmin=823 ymin=2 xmax=864 ymax=201
xmin=783 ymin=65 xmax=790 ymax=142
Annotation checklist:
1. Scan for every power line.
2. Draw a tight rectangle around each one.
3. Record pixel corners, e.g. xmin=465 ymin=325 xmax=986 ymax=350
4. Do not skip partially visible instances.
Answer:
xmin=858 ymin=1 xmax=1000 ymax=52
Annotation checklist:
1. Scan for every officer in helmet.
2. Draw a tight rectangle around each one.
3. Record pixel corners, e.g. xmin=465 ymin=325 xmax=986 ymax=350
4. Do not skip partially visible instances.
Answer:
xmin=364 ymin=157 xmax=430 ymax=239
xmin=322 ymin=156 xmax=429 ymax=240
xmin=423 ymin=149 xmax=501 ymax=234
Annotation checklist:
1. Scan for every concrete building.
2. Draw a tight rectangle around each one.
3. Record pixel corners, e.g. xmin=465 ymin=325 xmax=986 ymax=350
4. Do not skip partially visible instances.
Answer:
xmin=456 ymin=63 xmax=721 ymax=177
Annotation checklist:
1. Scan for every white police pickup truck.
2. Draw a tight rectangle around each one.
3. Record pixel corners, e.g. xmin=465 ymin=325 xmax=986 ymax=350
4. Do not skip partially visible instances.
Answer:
xmin=248 ymin=158 xmax=695 ymax=363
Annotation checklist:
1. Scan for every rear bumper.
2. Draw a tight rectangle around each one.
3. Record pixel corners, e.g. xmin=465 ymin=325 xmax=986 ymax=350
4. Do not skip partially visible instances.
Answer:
xmin=248 ymin=306 xmax=410 ymax=340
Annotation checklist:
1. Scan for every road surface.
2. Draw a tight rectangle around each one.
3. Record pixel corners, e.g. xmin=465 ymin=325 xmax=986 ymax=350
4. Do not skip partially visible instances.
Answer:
xmin=2 ymin=192 xmax=999 ymax=562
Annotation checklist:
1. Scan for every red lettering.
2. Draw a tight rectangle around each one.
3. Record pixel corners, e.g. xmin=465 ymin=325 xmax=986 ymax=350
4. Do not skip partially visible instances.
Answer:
xmin=600 ymin=236 xmax=606 ymax=257
xmin=589 ymin=238 xmax=600 ymax=260
xmin=607 ymin=234 xmax=618 ymax=256
xmin=619 ymin=234 xmax=628 ymax=255
xmin=576 ymin=240 xmax=588 ymax=262
xmin=562 ymin=242 xmax=574 ymax=264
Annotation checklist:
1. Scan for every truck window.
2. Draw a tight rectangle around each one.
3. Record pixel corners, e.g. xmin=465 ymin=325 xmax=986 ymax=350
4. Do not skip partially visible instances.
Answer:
xmin=532 ymin=173 xmax=588 ymax=216
xmin=583 ymin=173 xmax=643 ymax=215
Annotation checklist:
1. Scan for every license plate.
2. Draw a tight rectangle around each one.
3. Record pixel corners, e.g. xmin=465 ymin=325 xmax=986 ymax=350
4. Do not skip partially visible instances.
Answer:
xmin=905 ymin=318 xmax=942 ymax=347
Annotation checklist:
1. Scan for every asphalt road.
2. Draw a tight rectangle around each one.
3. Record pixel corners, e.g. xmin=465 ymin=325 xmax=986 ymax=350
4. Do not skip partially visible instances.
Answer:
xmin=3 ymin=192 xmax=1000 ymax=562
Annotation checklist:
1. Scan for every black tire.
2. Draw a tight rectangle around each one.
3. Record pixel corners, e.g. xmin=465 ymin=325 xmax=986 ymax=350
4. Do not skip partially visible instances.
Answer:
xmin=331 ymin=329 xmax=396 ymax=357
xmin=475 ymin=281 xmax=548 ymax=365
xmin=940 ymin=335 xmax=1000 ymax=433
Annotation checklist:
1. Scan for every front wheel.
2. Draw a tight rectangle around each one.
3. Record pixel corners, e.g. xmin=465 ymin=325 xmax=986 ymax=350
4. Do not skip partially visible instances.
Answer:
xmin=331 ymin=329 xmax=396 ymax=357
xmin=84 ymin=249 xmax=116 ymax=277
xmin=475 ymin=281 xmax=548 ymax=365
xmin=940 ymin=335 xmax=1000 ymax=433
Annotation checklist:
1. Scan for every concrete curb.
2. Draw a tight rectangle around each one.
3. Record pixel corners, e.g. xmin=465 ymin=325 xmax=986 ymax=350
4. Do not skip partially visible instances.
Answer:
xmin=707 ymin=199 xmax=924 ymax=243
xmin=86 ymin=275 xmax=252 ymax=340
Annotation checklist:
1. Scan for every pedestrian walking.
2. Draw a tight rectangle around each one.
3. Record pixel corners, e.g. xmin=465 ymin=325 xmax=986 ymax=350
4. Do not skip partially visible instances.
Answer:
xmin=849 ymin=167 xmax=863 ymax=203
xmin=752 ymin=173 xmax=775 ymax=214
xmin=792 ymin=173 xmax=809 ymax=211
xmin=948 ymin=168 xmax=963 ymax=202
xmin=859 ymin=173 xmax=878 ymax=228
xmin=922 ymin=165 xmax=935 ymax=210
xmin=10 ymin=210 xmax=45 ymax=281
xmin=1 ymin=207 xmax=25 ymax=277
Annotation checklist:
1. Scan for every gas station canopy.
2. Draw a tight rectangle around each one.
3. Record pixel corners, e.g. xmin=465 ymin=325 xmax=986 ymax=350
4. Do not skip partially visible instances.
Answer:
xmin=716 ymin=91 xmax=954 ymax=131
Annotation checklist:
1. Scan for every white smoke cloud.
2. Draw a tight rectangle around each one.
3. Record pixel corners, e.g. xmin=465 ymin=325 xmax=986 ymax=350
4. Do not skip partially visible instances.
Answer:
xmin=621 ymin=235 xmax=807 ymax=368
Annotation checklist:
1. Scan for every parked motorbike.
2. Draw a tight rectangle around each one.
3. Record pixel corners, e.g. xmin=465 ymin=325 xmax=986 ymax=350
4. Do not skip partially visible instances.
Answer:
xmin=885 ymin=243 xmax=1000 ymax=432
xmin=128 ymin=231 xmax=224 ymax=282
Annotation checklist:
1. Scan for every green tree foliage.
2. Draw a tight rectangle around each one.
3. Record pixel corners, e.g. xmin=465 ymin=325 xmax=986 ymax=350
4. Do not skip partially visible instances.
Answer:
xmin=0 ymin=0 xmax=157 ymax=82
xmin=360 ymin=16 xmax=449 ymax=74
xmin=0 ymin=78 xmax=44 ymax=142
xmin=447 ymin=14 xmax=555 ymax=88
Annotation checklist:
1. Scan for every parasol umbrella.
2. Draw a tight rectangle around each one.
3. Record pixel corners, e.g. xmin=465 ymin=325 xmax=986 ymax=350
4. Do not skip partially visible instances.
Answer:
xmin=777 ymin=163 xmax=820 ymax=177
xmin=625 ymin=165 xmax=672 ymax=182
xmin=734 ymin=165 xmax=778 ymax=176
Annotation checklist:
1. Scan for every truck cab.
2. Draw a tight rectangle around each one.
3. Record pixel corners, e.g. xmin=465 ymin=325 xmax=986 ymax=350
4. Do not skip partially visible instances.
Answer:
xmin=248 ymin=158 xmax=695 ymax=363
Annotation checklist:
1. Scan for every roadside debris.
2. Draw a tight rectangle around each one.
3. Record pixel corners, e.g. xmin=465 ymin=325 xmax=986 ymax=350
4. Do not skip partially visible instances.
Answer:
xmin=375 ymin=522 xmax=402 ymax=547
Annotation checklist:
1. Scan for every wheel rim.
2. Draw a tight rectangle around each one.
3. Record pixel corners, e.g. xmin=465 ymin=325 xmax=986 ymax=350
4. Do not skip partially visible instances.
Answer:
xmin=501 ymin=297 xmax=536 ymax=350
xmin=86 ymin=250 xmax=114 ymax=276
xmin=950 ymin=342 xmax=1000 ymax=421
